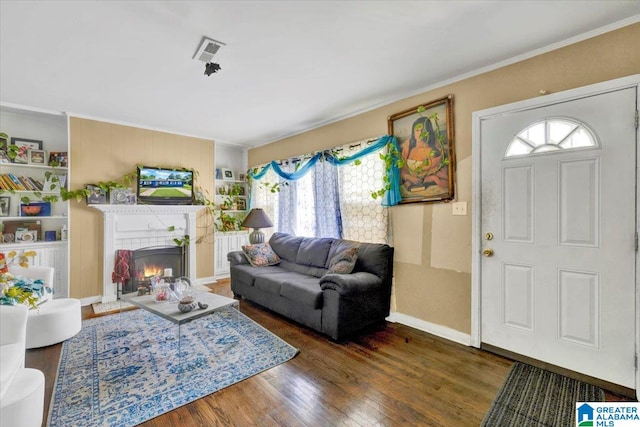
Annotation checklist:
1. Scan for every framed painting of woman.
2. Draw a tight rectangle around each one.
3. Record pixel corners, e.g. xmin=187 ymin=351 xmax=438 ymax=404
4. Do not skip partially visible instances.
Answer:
xmin=387 ymin=95 xmax=455 ymax=204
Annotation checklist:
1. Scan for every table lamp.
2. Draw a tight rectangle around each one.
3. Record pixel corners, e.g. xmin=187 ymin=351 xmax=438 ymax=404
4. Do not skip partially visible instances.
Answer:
xmin=241 ymin=208 xmax=273 ymax=244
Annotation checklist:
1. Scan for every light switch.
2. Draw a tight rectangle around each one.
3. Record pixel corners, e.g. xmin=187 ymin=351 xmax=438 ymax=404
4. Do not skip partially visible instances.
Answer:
xmin=452 ymin=201 xmax=467 ymax=216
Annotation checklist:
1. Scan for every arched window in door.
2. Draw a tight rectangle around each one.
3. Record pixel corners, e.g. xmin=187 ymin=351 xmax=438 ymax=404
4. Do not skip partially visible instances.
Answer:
xmin=505 ymin=118 xmax=598 ymax=158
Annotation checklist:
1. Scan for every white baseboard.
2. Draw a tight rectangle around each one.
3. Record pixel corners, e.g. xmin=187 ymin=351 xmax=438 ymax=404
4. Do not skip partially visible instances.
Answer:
xmin=386 ymin=312 xmax=471 ymax=346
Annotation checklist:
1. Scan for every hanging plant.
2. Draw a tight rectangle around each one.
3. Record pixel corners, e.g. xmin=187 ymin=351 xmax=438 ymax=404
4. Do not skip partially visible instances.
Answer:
xmin=371 ymin=141 xmax=404 ymax=200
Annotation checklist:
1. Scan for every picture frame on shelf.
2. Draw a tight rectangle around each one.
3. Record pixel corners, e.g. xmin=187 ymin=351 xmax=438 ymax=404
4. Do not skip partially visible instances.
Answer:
xmin=15 ymin=229 xmax=38 ymax=243
xmin=20 ymin=201 xmax=51 ymax=217
xmin=0 ymin=197 xmax=10 ymax=217
xmin=0 ymin=151 xmax=10 ymax=164
xmin=48 ymin=151 xmax=68 ymax=167
xmin=2 ymin=220 xmax=41 ymax=241
xmin=86 ymin=184 xmax=108 ymax=204
xmin=28 ymin=149 xmax=46 ymax=165
xmin=237 ymin=198 xmax=247 ymax=211
xmin=387 ymin=95 xmax=455 ymax=204
xmin=110 ymin=188 xmax=135 ymax=205
xmin=239 ymin=173 xmax=246 ymax=182
xmin=221 ymin=168 xmax=235 ymax=181
xmin=10 ymin=138 xmax=43 ymax=164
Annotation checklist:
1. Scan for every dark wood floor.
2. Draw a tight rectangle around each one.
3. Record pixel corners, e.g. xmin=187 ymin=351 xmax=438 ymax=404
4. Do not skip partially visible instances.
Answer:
xmin=26 ymin=280 xmax=632 ymax=427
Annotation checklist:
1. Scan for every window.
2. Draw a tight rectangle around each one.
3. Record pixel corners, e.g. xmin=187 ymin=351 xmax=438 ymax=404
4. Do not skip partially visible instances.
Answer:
xmin=250 ymin=138 xmax=389 ymax=244
xmin=505 ymin=118 xmax=597 ymax=158
xmin=337 ymin=143 xmax=388 ymax=243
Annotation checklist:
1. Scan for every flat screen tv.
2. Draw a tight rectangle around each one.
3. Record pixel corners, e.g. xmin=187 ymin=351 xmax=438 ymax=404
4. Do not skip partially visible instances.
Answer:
xmin=137 ymin=166 xmax=194 ymax=205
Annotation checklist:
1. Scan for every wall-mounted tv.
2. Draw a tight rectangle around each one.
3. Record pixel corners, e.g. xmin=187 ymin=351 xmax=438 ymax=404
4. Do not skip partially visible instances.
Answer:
xmin=137 ymin=166 xmax=194 ymax=205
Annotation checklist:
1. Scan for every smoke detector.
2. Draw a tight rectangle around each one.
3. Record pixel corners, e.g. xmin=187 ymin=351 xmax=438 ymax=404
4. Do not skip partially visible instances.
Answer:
xmin=193 ymin=36 xmax=225 ymax=63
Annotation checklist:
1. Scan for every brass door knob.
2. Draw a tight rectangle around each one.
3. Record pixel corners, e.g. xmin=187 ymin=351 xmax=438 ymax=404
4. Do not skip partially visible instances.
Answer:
xmin=483 ymin=248 xmax=494 ymax=257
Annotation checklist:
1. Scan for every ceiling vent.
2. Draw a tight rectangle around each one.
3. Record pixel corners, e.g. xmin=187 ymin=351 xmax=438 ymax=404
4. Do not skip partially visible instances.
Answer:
xmin=193 ymin=36 xmax=225 ymax=63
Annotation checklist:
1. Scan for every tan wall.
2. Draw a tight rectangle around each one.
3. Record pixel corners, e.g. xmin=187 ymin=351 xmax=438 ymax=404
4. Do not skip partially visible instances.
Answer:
xmin=69 ymin=117 xmax=215 ymax=299
xmin=249 ymin=23 xmax=640 ymax=334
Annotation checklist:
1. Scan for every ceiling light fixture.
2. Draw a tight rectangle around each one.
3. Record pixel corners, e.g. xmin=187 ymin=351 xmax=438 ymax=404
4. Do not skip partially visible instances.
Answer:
xmin=204 ymin=62 xmax=221 ymax=76
xmin=193 ymin=36 xmax=225 ymax=77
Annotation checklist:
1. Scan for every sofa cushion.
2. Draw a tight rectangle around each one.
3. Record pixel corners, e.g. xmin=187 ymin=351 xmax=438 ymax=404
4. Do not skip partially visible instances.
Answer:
xmin=269 ymin=233 xmax=304 ymax=262
xmin=242 ymin=243 xmax=281 ymax=267
xmin=279 ymin=259 xmax=328 ymax=278
xmin=231 ymin=264 xmax=289 ymax=287
xmin=254 ymin=272 xmax=301 ymax=296
xmin=296 ymin=237 xmax=333 ymax=268
xmin=326 ymin=239 xmax=359 ymax=267
xmin=327 ymin=247 xmax=359 ymax=274
xmin=279 ymin=276 xmax=324 ymax=309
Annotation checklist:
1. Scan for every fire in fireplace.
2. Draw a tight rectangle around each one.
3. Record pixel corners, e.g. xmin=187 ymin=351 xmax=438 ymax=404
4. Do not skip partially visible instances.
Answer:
xmin=123 ymin=246 xmax=185 ymax=294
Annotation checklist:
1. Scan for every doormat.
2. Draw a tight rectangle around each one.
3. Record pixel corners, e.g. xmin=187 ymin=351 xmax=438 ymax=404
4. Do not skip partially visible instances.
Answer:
xmin=481 ymin=362 xmax=604 ymax=426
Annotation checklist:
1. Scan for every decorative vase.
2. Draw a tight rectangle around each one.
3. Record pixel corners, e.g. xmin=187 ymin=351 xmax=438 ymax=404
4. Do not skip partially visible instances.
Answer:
xmin=153 ymin=282 xmax=170 ymax=302
xmin=177 ymin=295 xmax=197 ymax=313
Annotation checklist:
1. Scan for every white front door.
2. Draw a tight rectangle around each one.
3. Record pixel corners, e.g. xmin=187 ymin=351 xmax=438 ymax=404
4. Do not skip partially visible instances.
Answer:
xmin=479 ymin=86 xmax=637 ymax=388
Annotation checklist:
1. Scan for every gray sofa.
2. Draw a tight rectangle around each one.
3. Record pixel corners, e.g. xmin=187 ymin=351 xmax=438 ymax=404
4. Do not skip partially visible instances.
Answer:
xmin=228 ymin=232 xmax=394 ymax=341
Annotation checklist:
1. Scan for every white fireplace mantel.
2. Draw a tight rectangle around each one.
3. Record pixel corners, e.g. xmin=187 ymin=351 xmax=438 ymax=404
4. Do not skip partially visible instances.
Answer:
xmin=90 ymin=204 xmax=204 ymax=303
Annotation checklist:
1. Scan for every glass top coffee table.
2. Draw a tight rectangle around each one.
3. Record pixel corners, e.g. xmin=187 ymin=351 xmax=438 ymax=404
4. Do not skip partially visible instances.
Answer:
xmin=120 ymin=289 xmax=239 ymax=371
xmin=120 ymin=290 xmax=238 ymax=324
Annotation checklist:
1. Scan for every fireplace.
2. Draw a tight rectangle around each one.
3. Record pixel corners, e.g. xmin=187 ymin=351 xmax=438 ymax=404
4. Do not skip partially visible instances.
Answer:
xmin=90 ymin=205 xmax=204 ymax=303
xmin=124 ymin=246 xmax=186 ymax=294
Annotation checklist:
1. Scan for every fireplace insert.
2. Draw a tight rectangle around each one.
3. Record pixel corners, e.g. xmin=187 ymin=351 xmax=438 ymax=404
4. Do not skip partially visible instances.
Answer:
xmin=123 ymin=246 xmax=186 ymax=294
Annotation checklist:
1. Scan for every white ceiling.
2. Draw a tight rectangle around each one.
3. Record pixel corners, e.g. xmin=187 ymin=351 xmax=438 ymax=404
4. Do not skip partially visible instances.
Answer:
xmin=1 ymin=1 xmax=639 ymax=148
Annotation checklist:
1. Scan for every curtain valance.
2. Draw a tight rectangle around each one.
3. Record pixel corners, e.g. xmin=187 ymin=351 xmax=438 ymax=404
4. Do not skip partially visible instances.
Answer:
xmin=248 ymin=135 xmax=401 ymax=206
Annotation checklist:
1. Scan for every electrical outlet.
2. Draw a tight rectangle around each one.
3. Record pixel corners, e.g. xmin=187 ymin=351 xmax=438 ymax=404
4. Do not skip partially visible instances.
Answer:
xmin=452 ymin=201 xmax=467 ymax=216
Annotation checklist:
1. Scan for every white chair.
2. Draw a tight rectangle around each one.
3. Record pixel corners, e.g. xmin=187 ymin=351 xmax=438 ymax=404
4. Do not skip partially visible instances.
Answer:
xmin=9 ymin=266 xmax=82 ymax=349
xmin=0 ymin=305 xmax=45 ymax=427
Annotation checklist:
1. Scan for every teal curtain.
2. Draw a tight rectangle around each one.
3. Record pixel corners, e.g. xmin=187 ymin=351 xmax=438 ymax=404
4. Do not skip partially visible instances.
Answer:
xmin=248 ymin=135 xmax=401 ymax=206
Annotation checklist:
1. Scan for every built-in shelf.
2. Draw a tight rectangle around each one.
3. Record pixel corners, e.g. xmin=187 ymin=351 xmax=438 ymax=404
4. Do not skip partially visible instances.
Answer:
xmin=0 ymin=103 xmax=70 ymax=299
xmin=0 ymin=240 xmax=67 ymax=249
xmin=0 ymin=164 xmax=68 ymax=171
xmin=2 ymin=215 xmax=67 ymax=220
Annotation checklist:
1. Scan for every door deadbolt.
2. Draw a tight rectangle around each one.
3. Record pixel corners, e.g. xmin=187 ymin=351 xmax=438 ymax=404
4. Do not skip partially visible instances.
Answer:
xmin=484 ymin=232 xmax=494 ymax=240
xmin=483 ymin=248 xmax=494 ymax=257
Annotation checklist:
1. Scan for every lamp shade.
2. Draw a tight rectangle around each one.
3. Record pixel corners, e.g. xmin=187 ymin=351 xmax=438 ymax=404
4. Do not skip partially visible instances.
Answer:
xmin=241 ymin=208 xmax=273 ymax=229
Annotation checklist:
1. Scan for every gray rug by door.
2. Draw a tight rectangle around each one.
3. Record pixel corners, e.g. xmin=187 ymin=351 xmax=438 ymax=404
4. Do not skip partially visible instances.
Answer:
xmin=481 ymin=362 xmax=605 ymax=427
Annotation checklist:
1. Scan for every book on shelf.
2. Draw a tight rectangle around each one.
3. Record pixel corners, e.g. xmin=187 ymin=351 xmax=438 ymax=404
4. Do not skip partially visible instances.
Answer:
xmin=18 ymin=176 xmax=34 ymax=191
xmin=28 ymin=176 xmax=43 ymax=191
xmin=8 ymin=174 xmax=25 ymax=191
xmin=0 ymin=174 xmax=47 ymax=192
xmin=1 ymin=174 xmax=17 ymax=190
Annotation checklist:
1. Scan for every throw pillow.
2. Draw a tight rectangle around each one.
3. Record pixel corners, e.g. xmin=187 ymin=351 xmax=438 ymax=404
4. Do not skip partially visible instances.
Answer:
xmin=242 ymin=243 xmax=281 ymax=267
xmin=327 ymin=247 xmax=359 ymax=274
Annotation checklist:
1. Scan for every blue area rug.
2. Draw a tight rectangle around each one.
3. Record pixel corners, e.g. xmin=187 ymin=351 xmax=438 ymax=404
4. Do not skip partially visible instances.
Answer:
xmin=47 ymin=308 xmax=299 ymax=427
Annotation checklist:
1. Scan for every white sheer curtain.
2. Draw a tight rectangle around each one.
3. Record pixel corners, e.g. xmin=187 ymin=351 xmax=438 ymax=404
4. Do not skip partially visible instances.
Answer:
xmin=336 ymin=140 xmax=389 ymax=244
xmin=249 ymin=138 xmax=388 ymax=243
xmin=250 ymin=167 xmax=279 ymax=242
